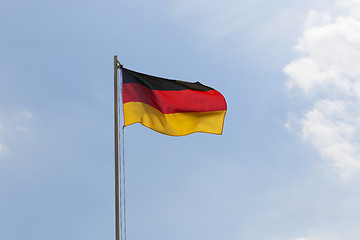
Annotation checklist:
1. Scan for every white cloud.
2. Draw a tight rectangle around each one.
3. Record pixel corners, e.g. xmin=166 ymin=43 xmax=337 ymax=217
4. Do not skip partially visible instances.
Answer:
xmin=0 ymin=109 xmax=34 ymax=157
xmin=284 ymin=1 xmax=360 ymax=178
xmin=171 ymin=0 xmax=329 ymax=40
xmin=291 ymin=232 xmax=340 ymax=240
xmin=171 ymin=0 xmax=338 ymax=39
xmin=17 ymin=109 xmax=33 ymax=119
xmin=0 ymin=123 xmax=9 ymax=155
xmin=170 ymin=0 xmax=338 ymax=67
xmin=337 ymin=0 xmax=360 ymax=18
xmin=171 ymin=0 xmax=247 ymax=36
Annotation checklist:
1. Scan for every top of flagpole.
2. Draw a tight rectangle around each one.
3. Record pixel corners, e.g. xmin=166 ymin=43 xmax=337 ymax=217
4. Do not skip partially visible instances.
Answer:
xmin=114 ymin=55 xmax=123 ymax=69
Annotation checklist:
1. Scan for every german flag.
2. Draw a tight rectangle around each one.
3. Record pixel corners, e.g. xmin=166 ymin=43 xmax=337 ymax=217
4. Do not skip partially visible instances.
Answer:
xmin=122 ymin=68 xmax=227 ymax=136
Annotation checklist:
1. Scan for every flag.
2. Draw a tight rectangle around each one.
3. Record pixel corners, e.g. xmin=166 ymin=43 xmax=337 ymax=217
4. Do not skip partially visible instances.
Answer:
xmin=122 ymin=68 xmax=227 ymax=136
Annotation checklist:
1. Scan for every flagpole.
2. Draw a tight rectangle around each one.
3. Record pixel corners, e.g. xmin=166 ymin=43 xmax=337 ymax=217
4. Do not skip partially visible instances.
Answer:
xmin=114 ymin=55 xmax=120 ymax=240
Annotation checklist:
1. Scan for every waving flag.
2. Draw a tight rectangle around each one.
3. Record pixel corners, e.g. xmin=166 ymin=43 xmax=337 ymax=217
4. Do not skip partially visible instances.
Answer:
xmin=122 ymin=68 xmax=227 ymax=136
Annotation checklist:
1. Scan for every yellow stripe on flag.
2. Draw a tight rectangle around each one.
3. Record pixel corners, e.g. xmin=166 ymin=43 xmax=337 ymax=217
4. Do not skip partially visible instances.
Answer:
xmin=124 ymin=102 xmax=226 ymax=136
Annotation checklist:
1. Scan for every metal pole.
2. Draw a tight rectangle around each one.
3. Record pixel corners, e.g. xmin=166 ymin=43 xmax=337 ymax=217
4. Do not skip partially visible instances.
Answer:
xmin=114 ymin=55 xmax=120 ymax=240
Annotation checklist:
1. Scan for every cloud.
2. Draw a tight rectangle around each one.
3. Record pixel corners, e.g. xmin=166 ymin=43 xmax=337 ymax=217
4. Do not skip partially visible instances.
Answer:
xmin=170 ymin=0 xmax=337 ymax=40
xmin=171 ymin=0 xmax=276 ymax=40
xmin=17 ymin=109 xmax=33 ymax=119
xmin=0 ymin=109 xmax=34 ymax=157
xmin=291 ymin=232 xmax=340 ymax=240
xmin=170 ymin=0 xmax=338 ymax=68
xmin=284 ymin=1 xmax=360 ymax=178
xmin=0 ymin=123 xmax=9 ymax=155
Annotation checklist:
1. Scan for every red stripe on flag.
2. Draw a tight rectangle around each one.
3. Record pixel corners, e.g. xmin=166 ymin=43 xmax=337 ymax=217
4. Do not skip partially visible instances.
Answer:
xmin=123 ymin=83 xmax=226 ymax=114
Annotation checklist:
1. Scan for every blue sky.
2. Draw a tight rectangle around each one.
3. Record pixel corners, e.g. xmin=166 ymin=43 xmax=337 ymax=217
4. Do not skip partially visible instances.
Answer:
xmin=2 ymin=0 xmax=360 ymax=239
